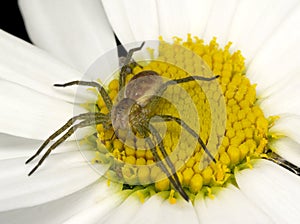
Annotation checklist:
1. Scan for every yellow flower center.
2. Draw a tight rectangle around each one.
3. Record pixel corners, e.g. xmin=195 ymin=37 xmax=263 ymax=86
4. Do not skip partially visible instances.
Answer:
xmin=92 ymin=35 xmax=276 ymax=202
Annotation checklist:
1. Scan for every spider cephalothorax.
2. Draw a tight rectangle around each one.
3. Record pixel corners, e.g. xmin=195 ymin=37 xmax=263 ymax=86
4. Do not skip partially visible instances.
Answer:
xmin=26 ymin=42 xmax=220 ymax=201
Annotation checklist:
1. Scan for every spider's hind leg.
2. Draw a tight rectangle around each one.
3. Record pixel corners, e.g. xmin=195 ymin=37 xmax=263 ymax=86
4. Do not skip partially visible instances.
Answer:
xmin=27 ymin=113 xmax=108 ymax=176
xmin=266 ymin=151 xmax=300 ymax=176
xmin=25 ymin=112 xmax=98 ymax=165
xmin=147 ymin=124 xmax=190 ymax=202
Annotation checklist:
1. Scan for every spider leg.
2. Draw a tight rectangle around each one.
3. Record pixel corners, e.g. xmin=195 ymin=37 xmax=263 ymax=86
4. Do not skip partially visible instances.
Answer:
xmin=156 ymin=75 xmax=220 ymax=97
xmin=54 ymin=81 xmax=112 ymax=110
xmin=119 ymin=56 xmax=143 ymax=70
xmin=165 ymin=75 xmax=220 ymax=86
xmin=148 ymin=124 xmax=189 ymax=201
xmin=152 ymin=115 xmax=216 ymax=163
xmin=119 ymin=42 xmax=145 ymax=89
xmin=25 ymin=112 xmax=99 ymax=164
xmin=27 ymin=113 xmax=108 ymax=176
xmin=266 ymin=151 xmax=300 ymax=176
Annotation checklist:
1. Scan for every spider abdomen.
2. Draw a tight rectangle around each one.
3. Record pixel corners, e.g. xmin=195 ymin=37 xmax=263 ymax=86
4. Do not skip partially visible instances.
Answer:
xmin=111 ymin=71 xmax=162 ymax=137
xmin=125 ymin=70 xmax=163 ymax=107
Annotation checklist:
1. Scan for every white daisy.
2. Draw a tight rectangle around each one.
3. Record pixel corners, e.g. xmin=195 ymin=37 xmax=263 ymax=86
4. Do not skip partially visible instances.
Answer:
xmin=1 ymin=0 xmax=300 ymax=223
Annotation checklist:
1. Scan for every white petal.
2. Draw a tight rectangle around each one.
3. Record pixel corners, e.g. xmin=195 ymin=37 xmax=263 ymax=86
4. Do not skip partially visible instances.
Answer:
xmin=63 ymin=196 xmax=122 ymax=224
xmin=102 ymin=0 xmax=136 ymax=44
xmin=0 ymin=149 xmax=101 ymax=211
xmin=155 ymin=0 xmax=190 ymax=39
xmin=102 ymin=192 xmax=198 ymax=224
xmin=102 ymin=0 xmax=215 ymax=44
xmin=155 ymin=198 xmax=198 ymax=224
xmin=271 ymin=137 xmax=300 ymax=167
xmin=102 ymin=0 xmax=160 ymax=46
xmin=0 ymin=30 xmax=84 ymax=103
xmin=63 ymin=189 xmax=124 ymax=224
xmin=101 ymin=191 xmax=143 ymax=224
xmin=109 ymin=193 xmax=198 ymax=224
xmin=132 ymin=193 xmax=199 ymax=224
xmin=102 ymin=0 xmax=160 ymax=56
xmin=236 ymin=159 xmax=300 ymax=224
xmin=0 ymin=80 xmax=87 ymax=140
xmin=270 ymin=115 xmax=300 ymax=145
xmin=185 ymin=0 xmax=214 ymax=38
xmin=203 ymin=0 xmax=240 ymax=47
xmin=18 ymin=0 xmax=116 ymax=72
xmin=246 ymin=4 xmax=300 ymax=95
xmin=228 ymin=0 xmax=299 ymax=64
xmin=194 ymin=185 xmax=272 ymax=224
xmin=0 ymin=134 xmax=75 ymax=160
xmin=259 ymin=70 xmax=300 ymax=117
xmin=130 ymin=195 xmax=164 ymax=224
xmin=122 ymin=0 xmax=159 ymax=41
xmin=0 ymin=179 xmax=119 ymax=224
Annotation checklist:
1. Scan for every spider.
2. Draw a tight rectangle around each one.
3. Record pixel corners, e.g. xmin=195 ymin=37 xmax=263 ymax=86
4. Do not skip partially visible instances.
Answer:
xmin=26 ymin=42 xmax=220 ymax=202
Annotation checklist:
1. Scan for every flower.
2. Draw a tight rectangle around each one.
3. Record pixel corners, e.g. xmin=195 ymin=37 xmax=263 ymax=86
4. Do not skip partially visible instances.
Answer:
xmin=1 ymin=0 xmax=300 ymax=223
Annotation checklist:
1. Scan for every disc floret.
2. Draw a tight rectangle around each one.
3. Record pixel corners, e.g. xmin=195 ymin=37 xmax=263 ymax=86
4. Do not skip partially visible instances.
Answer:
xmin=94 ymin=35 xmax=273 ymax=201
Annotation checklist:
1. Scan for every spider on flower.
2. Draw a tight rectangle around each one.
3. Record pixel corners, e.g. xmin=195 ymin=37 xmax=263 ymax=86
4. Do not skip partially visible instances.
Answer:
xmin=25 ymin=42 xmax=222 ymax=202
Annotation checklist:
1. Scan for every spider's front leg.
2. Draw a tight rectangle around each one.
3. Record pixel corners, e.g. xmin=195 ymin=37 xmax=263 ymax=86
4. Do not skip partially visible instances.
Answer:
xmin=26 ymin=112 xmax=109 ymax=176
xmin=156 ymin=74 xmax=220 ymax=97
xmin=165 ymin=75 xmax=220 ymax=86
xmin=54 ymin=81 xmax=112 ymax=110
xmin=54 ymin=42 xmax=146 ymax=109
xmin=119 ymin=41 xmax=145 ymax=90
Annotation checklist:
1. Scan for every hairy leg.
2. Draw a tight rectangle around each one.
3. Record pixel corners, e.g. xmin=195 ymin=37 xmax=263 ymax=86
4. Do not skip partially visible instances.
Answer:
xmin=152 ymin=115 xmax=216 ymax=163
xmin=165 ymin=75 xmax=220 ymax=86
xmin=119 ymin=42 xmax=145 ymax=90
xmin=54 ymin=81 xmax=112 ymax=110
xmin=148 ymin=124 xmax=189 ymax=201
xmin=156 ymin=75 xmax=220 ymax=97
xmin=266 ymin=151 xmax=300 ymax=176
xmin=27 ymin=113 xmax=108 ymax=176
xmin=26 ymin=112 xmax=100 ymax=164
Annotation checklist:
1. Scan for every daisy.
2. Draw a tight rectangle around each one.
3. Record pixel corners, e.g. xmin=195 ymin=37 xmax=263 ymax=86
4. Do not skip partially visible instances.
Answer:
xmin=1 ymin=0 xmax=300 ymax=223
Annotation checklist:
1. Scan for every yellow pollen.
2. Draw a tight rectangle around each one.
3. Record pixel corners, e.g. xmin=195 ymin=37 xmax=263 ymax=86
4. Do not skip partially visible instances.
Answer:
xmin=169 ymin=189 xmax=177 ymax=204
xmin=92 ymin=35 xmax=275 ymax=203
xmin=137 ymin=191 xmax=146 ymax=204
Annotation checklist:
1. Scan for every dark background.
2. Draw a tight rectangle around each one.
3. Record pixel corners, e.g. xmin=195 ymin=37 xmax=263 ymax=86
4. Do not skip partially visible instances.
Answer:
xmin=0 ymin=1 xmax=31 ymax=43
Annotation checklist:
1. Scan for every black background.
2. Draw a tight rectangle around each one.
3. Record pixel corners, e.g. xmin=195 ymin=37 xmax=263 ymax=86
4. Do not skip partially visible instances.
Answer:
xmin=0 ymin=0 xmax=31 ymax=43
